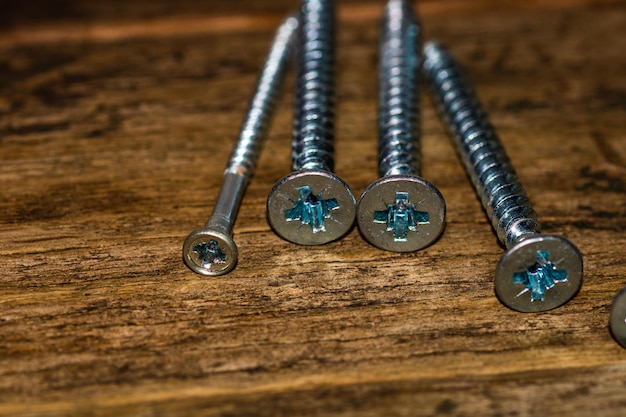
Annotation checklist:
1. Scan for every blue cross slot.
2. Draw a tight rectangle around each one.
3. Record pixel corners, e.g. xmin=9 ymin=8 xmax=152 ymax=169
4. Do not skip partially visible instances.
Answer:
xmin=284 ymin=185 xmax=339 ymax=233
xmin=373 ymin=192 xmax=429 ymax=241
xmin=512 ymin=251 xmax=568 ymax=301
xmin=193 ymin=239 xmax=227 ymax=267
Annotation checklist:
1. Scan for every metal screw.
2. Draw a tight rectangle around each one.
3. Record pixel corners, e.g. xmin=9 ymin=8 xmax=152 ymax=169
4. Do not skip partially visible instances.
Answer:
xmin=423 ymin=41 xmax=583 ymax=312
xmin=182 ymin=15 xmax=299 ymax=276
xmin=357 ymin=0 xmax=446 ymax=252
xmin=610 ymin=287 xmax=626 ymax=349
xmin=266 ymin=0 xmax=356 ymax=246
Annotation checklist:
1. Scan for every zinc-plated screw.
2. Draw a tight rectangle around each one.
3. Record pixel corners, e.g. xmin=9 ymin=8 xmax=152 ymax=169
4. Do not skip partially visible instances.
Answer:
xmin=357 ymin=0 xmax=446 ymax=252
xmin=610 ymin=287 xmax=626 ymax=349
xmin=423 ymin=41 xmax=583 ymax=312
xmin=266 ymin=0 xmax=356 ymax=246
xmin=182 ymin=15 xmax=299 ymax=276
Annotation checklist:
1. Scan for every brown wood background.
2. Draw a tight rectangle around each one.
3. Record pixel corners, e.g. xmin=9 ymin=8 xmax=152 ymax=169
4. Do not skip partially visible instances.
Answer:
xmin=1 ymin=0 xmax=625 ymax=415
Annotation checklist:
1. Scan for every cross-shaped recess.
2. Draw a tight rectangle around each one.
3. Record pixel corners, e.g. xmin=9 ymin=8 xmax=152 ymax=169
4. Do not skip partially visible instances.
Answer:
xmin=513 ymin=250 xmax=568 ymax=301
xmin=284 ymin=185 xmax=339 ymax=233
xmin=373 ymin=192 xmax=429 ymax=241
xmin=193 ymin=240 xmax=227 ymax=267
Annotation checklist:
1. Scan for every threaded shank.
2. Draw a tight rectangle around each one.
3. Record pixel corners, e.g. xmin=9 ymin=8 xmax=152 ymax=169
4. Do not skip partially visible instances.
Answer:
xmin=226 ymin=15 xmax=299 ymax=177
xmin=378 ymin=0 xmax=421 ymax=178
xmin=292 ymin=0 xmax=336 ymax=172
xmin=423 ymin=41 xmax=540 ymax=247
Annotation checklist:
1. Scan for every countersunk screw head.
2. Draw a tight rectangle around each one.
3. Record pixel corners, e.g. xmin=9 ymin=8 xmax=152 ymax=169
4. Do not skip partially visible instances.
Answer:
xmin=267 ymin=169 xmax=356 ymax=245
xmin=357 ymin=175 xmax=446 ymax=252
xmin=182 ymin=229 xmax=238 ymax=276
xmin=495 ymin=235 xmax=583 ymax=312
xmin=610 ymin=287 xmax=626 ymax=349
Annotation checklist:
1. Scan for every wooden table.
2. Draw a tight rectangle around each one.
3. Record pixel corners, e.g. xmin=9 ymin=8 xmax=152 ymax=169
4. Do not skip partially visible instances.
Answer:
xmin=1 ymin=0 xmax=625 ymax=415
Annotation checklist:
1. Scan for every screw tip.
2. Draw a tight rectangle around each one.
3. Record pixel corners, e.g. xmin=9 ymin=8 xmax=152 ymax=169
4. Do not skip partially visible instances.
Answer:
xmin=495 ymin=234 xmax=583 ymax=312
xmin=267 ymin=169 xmax=356 ymax=245
xmin=357 ymin=175 xmax=446 ymax=252
xmin=182 ymin=229 xmax=238 ymax=276
xmin=423 ymin=40 xmax=444 ymax=58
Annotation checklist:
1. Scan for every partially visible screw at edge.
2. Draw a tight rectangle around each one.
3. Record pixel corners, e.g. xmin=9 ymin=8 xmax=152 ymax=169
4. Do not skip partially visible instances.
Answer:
xmin=610 ymin=287 xmax=626 ymax=349
xmin=357 ymin=0 xmax=445 ymax=252
xmin=423 ymin=41 xmax=583 ymax=312
xmin=267 ymin=0 xmax=356 ymax=246
xmin=182 ymin=15 xmax=299 ymax=276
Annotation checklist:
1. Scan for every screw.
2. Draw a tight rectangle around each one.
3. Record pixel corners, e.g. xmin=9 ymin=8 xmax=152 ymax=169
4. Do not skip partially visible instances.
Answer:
xmin=610 ymin=287 xmax=626 ymax=349
xmin=357 ymin=0 xmax=446 ymax=252
xmin=182 ymin=14 xmax=299 ymax=276
xmin=423 ymin=41 xmax=583 ymax=312
xmin=267 ymin=0 xmax=356 ymax=245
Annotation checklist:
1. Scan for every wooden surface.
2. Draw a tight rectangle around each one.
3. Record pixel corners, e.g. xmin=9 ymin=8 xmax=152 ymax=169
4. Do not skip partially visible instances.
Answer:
xmin=1 ymin=0 xmax=625 ymax=415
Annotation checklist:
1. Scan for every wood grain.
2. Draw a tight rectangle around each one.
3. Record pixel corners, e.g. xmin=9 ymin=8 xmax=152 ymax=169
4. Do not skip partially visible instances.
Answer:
xmin=1 ymin=0 xmax=625 ymax=415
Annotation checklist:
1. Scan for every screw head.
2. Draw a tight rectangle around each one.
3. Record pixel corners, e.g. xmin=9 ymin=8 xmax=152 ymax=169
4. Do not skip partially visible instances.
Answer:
xmin=267 ymin=169 xmax=356 ymax=245
xmin=357 ymin=175 xmax=446 ymax=252
xmin=495 ymin=234 xmax=583 ymax=312
xmin=182 ymin=229 xmax=238 ymax=276
xmin=610 ymin=287 xmax=626 ymax=349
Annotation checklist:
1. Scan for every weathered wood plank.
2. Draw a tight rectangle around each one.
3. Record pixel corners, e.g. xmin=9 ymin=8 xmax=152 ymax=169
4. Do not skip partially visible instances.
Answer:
xmin=0 ymin=1 xmax=625 ymax=416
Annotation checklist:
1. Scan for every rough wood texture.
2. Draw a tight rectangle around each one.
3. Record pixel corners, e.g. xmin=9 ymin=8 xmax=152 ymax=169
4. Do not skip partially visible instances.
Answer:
xmin=1 ymin=1 xmax=625 ymax=415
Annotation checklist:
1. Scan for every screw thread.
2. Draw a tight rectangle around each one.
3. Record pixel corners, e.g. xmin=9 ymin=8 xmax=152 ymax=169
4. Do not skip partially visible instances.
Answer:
xmin=378 ymin=0 xmax=421 ymax=178
xmin=292 ymin=0 xmax=336 ymax=172
xmin=226 ymin=14 xmax=299 ymax=177
xmin=213 ymin=14 xmax=299 ymax=231
xmin=423 ymin=41 xmax=540 ymax=247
